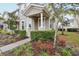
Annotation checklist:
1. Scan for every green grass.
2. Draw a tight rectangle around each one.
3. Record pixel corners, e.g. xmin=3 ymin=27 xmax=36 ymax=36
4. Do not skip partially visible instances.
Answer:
xmin=59 ymin=31 xmax=79 ymax=46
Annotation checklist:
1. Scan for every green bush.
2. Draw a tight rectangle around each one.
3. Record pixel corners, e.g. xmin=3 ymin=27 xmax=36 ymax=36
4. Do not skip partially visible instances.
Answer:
xmin=58 ymin=47 xmax=72 ymax=56
xmin=31 ymin=30 xmax=55 ymax=41
xmin=0 ymin=29 xmax=11 ymax=34
xmin=15 ymin=30 xmax=26 ymax=39
xmin=11 ymin=42 xmax=33 ymax=56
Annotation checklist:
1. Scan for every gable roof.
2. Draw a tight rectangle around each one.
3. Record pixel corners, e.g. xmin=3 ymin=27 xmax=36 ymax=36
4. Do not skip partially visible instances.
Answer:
xmin=23 ymin=3 xmax=50 ymax=17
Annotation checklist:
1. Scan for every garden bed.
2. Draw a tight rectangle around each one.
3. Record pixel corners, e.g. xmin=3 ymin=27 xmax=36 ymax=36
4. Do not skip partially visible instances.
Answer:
xmin=2 ymin=40 xmax=73 ymax=56
xmin=2 ymin=40 xmax=55 ymax=56
xmin=0 ymin=30 xmax=27 ymax=47
xmin=1 ymin=31 xmax=79 ymax=56
xmin=0 ymin=34 xmax=27 ymax=47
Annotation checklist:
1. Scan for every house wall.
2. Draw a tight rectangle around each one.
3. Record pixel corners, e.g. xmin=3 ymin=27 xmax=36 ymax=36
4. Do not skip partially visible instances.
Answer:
xmin=45 ymin=18 xmax=49 ymax=30
xmin=70 ymin=19 xmax=78 ymax=28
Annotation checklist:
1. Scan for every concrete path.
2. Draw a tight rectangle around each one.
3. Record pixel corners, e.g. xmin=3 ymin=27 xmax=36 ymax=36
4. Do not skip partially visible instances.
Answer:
xmin=0 ymin=38 xmax=31 ymax=53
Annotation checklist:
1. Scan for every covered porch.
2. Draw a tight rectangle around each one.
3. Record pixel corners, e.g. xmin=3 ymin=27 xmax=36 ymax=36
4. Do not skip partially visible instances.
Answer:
xmin=23 ymin=4 xmax=50 ymax=31
xmin=29 ymin=12 xmax=50 ymax=31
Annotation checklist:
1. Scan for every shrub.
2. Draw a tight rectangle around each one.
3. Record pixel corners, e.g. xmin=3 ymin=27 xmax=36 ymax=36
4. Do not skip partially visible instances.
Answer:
xmin=58 ymin=38 xmax=66 ymax=47
xmin=15 ymin=30 xmax=26 ymax=39
xmin=31 ymin=30 xmax=55 ymax=41
xmin=11 ymin=43 xmax=33 ymax=56
xmin=32 ymin=40 xmax=55 ymax=55
xmin=0 ymin=29 xmax=7 ymax=34
xmin=57 ymin=35 xmax=66 ymax=47
xmin=58 ymin=47 xmax=72 ymax=56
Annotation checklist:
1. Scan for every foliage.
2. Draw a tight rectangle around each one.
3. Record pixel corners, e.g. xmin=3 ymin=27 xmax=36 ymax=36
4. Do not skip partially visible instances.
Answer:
xmin=15 ymin=30 xmax=26 ymax=39
xmin=11 ymin=43 xmax=33 ymax=56
xmin=7 ymin=20 xmax=17 ymax=30
xmin=8 ymin=13 xmax=18 ymax=20
xmin=32 ymin=40 xmax=55 ymax=55
xmin=57 ymin=35 xmax=66 ymax=47
xmin=31 ymin=30 xmax=55 ymax=41
xmin=0 ymin=39 xmax=16 ymax=46
xmin=0 ymin=29 xmax=11 ymax=34
xmin=39 ymin=51 xmax=49 ymax=56
xmin=5 ymin=12 xmax=19 ymax=30
xmin=5 ymin=39 xmax=16 ymax=43
xmin=64 ymin=32 xmax=79 ymax=46
xmin=9 ymin=40 xmax=54 ymax=56
xmin=0 ymin=16 xmax=5 ymax=20
xmin=58 ymin=47 xmax=72 ymax=56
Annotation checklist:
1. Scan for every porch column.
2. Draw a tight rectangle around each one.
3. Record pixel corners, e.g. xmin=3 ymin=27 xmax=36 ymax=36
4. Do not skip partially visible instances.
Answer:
xmin=40 ymin=13 xmax=43 ymax=30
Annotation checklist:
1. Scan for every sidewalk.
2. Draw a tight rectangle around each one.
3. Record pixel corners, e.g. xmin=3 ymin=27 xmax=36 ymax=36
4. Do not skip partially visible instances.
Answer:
xmin=0 ymin=38 xmax=31 ymax=53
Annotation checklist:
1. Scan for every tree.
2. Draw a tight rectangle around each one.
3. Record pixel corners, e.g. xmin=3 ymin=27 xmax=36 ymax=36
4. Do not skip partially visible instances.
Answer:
xmin=48 ymin=3 xmax=63 ymax=48
xmin=0 ymin=17 xmax=4 ymax=20
xmin=48 ymin=3 xmax=74 ymax=47
xmin=7 ymin=12 xmax=18 ymax=30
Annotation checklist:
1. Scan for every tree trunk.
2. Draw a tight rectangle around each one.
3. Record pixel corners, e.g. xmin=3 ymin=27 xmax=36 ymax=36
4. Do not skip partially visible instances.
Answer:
xmin=53 ymin=18 xmax=58 ymax=48
xmin=61 ymin=13 xmax=64 ymax=35
xmin=61 ymin=24 xmax=64 ymax=35
xmin=54 ymin=28 xmax=57 ymax=48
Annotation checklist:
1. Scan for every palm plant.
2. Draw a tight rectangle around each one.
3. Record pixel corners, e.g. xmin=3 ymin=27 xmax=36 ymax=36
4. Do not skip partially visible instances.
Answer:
xmin=48 ymin=3 xmax=67 ymax=47
xmin=47 ymin=3 xmax=76 ymax=47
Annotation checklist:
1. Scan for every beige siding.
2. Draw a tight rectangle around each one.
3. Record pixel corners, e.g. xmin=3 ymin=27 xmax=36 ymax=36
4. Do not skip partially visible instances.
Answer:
xmin=45 ymin=18 xmax=49 ymax=29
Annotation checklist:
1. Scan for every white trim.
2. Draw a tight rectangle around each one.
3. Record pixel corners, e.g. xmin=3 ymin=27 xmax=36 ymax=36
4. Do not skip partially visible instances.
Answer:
xmin=23 ymin=3 xmax=44 ymax=15
xmin=40 ymin=13 xmax=43 ymax=30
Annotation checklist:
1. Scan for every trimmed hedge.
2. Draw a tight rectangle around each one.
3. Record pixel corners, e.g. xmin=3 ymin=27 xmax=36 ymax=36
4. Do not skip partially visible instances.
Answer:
xmin=31 ymin=30 xmax=55 ymax=41
xmin=15 ymin=30 xmax=26 ymax=39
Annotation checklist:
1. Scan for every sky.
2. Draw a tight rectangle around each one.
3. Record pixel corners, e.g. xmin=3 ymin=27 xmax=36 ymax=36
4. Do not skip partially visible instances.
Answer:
xmin=0 ymin=3 xmax=18 ymax=14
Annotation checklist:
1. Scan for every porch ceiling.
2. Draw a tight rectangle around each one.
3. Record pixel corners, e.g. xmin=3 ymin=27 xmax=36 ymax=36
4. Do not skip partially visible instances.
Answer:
xmin=28 ymin=11 xmax=49 ymax=18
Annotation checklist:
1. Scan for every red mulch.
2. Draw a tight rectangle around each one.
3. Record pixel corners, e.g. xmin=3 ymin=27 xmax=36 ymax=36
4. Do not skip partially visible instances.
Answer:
xmin=57 ymin=35 xmax=67 ymax=47
xmin=32 ymin=40 xmax=55 ymax=55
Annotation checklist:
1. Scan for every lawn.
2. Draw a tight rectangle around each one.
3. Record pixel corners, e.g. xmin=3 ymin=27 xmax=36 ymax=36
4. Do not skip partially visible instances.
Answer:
xmin=61 ymin=32 xmax=79 ymax=47
xmin=58 ymin=31 xmax=79 ymax=55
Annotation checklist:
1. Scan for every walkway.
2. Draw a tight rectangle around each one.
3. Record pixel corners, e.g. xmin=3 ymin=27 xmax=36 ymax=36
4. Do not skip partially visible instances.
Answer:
xmin=0 ymin=38 xmax=31 ymax=53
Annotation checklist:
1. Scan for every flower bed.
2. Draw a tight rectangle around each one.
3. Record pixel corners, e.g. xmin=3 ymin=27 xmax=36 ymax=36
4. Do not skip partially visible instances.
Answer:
xmin=2 ymin=40 xmax=55 ymax=56
xmin=32 ymin=40 xmax=55 ymax=55
xmin=0 ymin=34 xmax=24 ymax=47
xmin=2 ymin=40 xmax=73 ymax=56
